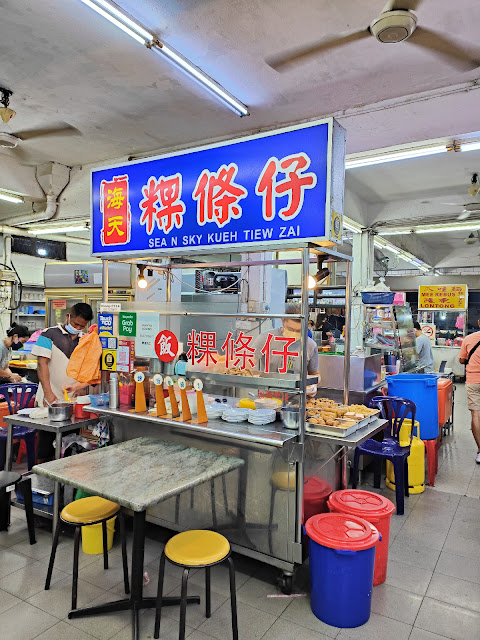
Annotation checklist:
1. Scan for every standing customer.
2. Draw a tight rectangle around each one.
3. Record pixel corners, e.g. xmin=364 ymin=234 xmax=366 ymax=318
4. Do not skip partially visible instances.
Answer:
xmin=414 ymin=322 xmax=434 ymax=373
xmin=459 ymin=327 xmax=480 ymax=463
xmin=32 ymin=303 xmax=93 ymax=461
xmin=0 ymin=323 xmax=31 ymax=382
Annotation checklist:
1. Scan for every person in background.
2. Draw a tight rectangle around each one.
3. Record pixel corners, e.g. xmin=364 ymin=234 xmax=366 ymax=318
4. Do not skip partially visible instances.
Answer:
xmin=174 ymin=352 xmax=188 ymax=376
xmin=32 ymin=303 xmax=93 ymax=461
xmin=413 ymin=322 xmax=434 ymax=373
xmin=459 ymin=325 xmax=480 ymax=464
xmin=0 ymin=323 xmax=31 ymax=382
xmin=307 ymin=320 xmax=314 ymax=338
xmin=251 ymin=303 xmax=320 ymax=396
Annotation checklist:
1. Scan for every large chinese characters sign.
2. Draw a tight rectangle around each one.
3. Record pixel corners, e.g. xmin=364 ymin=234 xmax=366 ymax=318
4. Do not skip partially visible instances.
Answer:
xmin=91 ymin=119 xmax=345 ymax=257
xmin=418 ymin=285 xmax=468 ymax=310
xmin=186 ymin=330 xmax=299 ymax=374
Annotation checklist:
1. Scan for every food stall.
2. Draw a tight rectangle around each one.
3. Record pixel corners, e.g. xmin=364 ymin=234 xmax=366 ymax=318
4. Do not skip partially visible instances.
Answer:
xmin=417 ymin=284 xmax=467 ymax=378
xmin=81 ymin=117 xmax=386 ymax=591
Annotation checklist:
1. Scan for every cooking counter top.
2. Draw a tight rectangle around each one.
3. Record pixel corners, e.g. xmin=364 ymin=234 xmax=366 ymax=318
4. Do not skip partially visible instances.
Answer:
xmin=86 ymin=405 xmax=299 ymax=447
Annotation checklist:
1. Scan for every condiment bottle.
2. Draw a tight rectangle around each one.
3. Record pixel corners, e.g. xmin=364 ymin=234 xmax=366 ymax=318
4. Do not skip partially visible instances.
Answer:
xmin=109 ymin=372 xmax=119 ymax=409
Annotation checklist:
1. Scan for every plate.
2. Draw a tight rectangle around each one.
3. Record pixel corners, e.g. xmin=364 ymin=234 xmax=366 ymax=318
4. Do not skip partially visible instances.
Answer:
xmin=18 ymin=408 xmax=34 ymax=416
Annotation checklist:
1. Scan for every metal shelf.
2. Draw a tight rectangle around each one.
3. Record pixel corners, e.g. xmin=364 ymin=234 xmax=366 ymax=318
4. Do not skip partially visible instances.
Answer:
xmin=185 ymin=370 xmax=318 ymax=391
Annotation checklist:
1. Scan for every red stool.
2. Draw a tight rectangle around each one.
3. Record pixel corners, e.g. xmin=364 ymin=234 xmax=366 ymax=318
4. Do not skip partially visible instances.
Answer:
xmin=423 ymin=439 xmax=438 ymax=486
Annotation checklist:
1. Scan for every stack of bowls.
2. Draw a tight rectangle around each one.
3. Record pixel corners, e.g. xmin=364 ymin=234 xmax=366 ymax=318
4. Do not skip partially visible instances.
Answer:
xmin=205 ymin=404 xmax=225 ymax=419
xmin=248 ymin=409 xmax=276 ymax=425
xmin=222 ymin=407 xmax=249 ymax=423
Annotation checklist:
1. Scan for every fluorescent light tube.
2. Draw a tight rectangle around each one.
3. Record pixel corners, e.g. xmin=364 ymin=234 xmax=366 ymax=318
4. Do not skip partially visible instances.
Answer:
xmin=343 ymin=220 xmax=362 ymax=233
xmin=29 ymin=225 xmax=88 ymax=234
xmin=0 ymin=191 xmax=23 ymax=204
xmin=152 ymin=42 xmax=249 ymax=116
xmin=459 ymin=140 xmax=480 ymax=152
xmin=77 ymin=0 xmax=153 ymax=44
xmin=416 ymin=224 xmax=480 ymax=234
xmin=76 ymin=0 xmax=249 ymax=116
xmin=346 ymin=144 xmax=447 ymax=169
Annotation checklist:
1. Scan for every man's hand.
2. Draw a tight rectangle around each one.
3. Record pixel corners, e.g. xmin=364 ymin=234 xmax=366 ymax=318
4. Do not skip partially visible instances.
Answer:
xmin=9 ymin=373 xmax=22 ymax=383
xmin=306 ymin=384 xmax=317 ymax=397
xmin=44 ymin=392 xmax=58 ymax=406
xmin=64 ymin=382 xmax=88 ymax=397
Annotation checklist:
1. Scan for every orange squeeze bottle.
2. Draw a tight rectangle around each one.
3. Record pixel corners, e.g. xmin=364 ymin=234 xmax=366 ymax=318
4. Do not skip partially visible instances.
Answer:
xmin=134 ymin=371 xmax=147 ymax=413
xmin=153 ymin=374 xmax=167 ymax=417
xmin=194 ymin=378 xmax=208 ymax=424
xmin=165 ymin=376 xmax=180 ymax=418
xmin=177 ymin=378 xmax=192 ymax=421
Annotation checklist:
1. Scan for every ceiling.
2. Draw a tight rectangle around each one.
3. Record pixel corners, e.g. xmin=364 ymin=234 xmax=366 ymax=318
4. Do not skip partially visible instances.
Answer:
xmin=1 ymin=0 xmax=480 ymax=265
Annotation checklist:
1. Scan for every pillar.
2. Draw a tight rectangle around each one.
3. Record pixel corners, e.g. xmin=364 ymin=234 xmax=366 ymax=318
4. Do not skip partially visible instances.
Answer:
xmin=351 ymin=230 xmax=375 ymax=350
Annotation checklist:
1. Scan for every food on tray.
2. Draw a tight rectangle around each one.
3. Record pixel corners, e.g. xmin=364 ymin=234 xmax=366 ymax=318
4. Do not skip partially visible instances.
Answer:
xmin=347 ymin=404 xmax=378 ymax=416
xmin=225 ymin=367 xmax=258 ymax=377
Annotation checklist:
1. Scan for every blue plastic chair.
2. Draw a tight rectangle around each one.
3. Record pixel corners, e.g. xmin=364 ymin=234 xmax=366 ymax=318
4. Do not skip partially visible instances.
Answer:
xmin=0 ymin=383 xmax=38 ymax=471
xmin=352 ymin=396 xmax=416 ymax=515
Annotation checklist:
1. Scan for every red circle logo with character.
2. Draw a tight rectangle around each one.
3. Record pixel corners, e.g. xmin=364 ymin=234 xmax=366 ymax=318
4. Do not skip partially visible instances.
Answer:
xmin=154 ymin=330 xmax=179 ymax=362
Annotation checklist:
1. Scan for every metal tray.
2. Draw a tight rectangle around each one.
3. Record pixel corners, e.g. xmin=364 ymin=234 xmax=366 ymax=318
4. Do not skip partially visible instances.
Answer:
xmin=186 ymin=371 xmax=318 ymax=391
xmin=306 ymin=418 xmax=361 ymax=438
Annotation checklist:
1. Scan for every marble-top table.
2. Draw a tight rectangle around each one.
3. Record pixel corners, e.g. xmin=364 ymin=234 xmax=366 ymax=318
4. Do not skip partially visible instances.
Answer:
xmin=33 ymin=437 xmax=244 ymax=640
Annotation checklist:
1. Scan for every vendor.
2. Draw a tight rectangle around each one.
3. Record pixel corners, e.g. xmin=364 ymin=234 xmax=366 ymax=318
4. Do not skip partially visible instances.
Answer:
xmin=315 ymin=313 xmax=334 ymax=342
xmin=0 ymin=323 xmax=31 ymax=383
xmin=414 ymin=322 xmax=434 ymax=373
xmin=32 ymin=303 xmax=93 ymax=461
xmin=251 ymin=303 xmax=320 ymax=395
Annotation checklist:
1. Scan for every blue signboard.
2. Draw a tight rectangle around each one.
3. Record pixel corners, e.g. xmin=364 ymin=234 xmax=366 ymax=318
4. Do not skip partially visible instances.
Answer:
xmin=91 ymin=118 xmax=345 ymax=257
xmin=98 ymin=313 xmax=114 ymax=335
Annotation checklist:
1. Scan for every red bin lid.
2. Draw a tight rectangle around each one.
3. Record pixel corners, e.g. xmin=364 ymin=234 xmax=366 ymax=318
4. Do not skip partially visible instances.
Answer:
xmin=305 ymin=513 xmax=380 ymax=551
xmin=328 ymin=490 xmax=395 ymax=519
xmin=304 ymin=476 xmax=332 ymax=499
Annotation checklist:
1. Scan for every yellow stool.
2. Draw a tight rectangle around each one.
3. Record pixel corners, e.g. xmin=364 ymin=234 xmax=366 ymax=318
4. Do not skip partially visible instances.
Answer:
xmin=44 ymin=496 xmax=130 ymax=611
xmin=154 ymin=530 xmax=238 ymax=640
xmin=386 ymin=419 xmax=425 ymax=494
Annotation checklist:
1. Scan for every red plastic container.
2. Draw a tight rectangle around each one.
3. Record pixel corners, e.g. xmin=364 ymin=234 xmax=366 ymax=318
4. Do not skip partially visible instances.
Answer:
xmin=327 ymin=489 xmax=395 ymax=586
xmin=74 ymin=401 xmax=90 ymax=418
xmin=437 ymin=378 xmax=453 ymax=428
xmin=303 ymin=477 xmax=332 ymax=523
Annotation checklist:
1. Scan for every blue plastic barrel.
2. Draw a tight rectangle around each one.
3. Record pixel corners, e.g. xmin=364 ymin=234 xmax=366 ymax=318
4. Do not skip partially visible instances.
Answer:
xmin=387 ymin=374 xmax=439 ymax=439
xmin=305 ymin=513 xmax=379 ymax=628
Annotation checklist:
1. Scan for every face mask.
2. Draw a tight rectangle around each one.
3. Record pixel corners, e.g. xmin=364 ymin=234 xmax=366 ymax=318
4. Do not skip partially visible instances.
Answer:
xmin=65 ymin=315 xmax=81 ymax=335
xmin=11 ymin=341 xmax=23 ymax=351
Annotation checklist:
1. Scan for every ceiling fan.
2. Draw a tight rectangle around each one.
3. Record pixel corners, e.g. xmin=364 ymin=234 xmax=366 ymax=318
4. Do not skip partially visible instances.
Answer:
xmin=436 ymin=173 xmax=480 ymax=220
xmin=266 ymin=0 xmax=480 ymax=71
xmin=0 ymin=87 xmax=81 ymax=161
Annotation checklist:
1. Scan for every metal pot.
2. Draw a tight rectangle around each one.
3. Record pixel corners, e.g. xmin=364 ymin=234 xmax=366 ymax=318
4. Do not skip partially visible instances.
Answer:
xmin=48 ymin=402 xmax=73 ymax=422
xmin=281 ymin=406 xmax=300 ymax=430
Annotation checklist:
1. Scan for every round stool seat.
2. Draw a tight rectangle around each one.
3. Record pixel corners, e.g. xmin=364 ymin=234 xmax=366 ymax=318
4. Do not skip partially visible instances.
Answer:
xmin=165 ymin=530 xmax=230 ymax=566
xmin=61 ymin=496 xmax=120 ymax=524
xmin=0 ymin=470 xmax=21 ymax=488
xmin=271 ymin=470 xmax=296 ymax=491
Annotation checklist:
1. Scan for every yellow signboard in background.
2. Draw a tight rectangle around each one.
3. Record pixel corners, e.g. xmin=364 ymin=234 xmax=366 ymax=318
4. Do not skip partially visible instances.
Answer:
xmin=418 ymin=285 xmax=468 ymax=310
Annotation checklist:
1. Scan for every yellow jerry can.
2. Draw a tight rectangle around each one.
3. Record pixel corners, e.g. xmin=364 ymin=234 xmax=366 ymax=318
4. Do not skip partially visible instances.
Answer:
xmin=386 ymin=419 xmax=425 ymax=495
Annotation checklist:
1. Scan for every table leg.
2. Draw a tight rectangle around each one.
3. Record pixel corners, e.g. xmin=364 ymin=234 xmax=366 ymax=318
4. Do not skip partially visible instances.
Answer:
xmin=52 ymin=430 xmax=63 ymax=540
xmin=69 ymin=508 xmax=200 ymax=639
xmin=5 ymin=422 xmax=13 ymax=471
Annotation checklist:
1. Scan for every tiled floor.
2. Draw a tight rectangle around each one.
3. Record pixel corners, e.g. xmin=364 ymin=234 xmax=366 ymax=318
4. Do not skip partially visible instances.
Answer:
xmin=1 ymin=383 xmax=480 ymax=639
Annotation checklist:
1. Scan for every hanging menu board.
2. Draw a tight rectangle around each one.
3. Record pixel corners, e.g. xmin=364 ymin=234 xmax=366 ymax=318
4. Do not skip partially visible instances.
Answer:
xmin=90 ymin=118 xmax=346 ymax=257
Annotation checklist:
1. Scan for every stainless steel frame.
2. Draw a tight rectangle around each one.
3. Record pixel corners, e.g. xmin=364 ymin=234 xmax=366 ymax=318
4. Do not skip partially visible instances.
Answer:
xmin=98 ymin=244 xmax=362 ymax=583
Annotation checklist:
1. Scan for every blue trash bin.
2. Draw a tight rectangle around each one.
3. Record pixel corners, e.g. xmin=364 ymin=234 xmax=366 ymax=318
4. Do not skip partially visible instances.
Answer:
xmin=387 ymin=374 xmax=439 ymax=439
xmin=305 ymin=513 xmax=380 ymax=628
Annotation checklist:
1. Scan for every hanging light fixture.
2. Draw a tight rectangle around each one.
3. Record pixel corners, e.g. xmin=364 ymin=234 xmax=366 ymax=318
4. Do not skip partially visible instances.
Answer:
xmin=308 ymin=265 xmax=330 ymax=289
xmin=137 ymin=265 xmax=148 ymax=289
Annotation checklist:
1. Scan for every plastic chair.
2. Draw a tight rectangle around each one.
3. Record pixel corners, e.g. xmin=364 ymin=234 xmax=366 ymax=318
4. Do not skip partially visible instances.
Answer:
xmin=352 ymin=396 xmax=416 ymax=515
xmin=0 ymin=470 xmax=36 ymax=544
xmin=0 ymin=383 xmax=38 ymax=471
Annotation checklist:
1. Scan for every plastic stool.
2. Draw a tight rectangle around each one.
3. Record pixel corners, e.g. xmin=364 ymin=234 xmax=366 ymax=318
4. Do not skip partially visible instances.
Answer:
xmin=423 ymin=439 xmax=438 ymax=486
xmin=154 ymin=530 xmax=238 ymax=640
xmin=0 ymin=470 xmax=36 ymax=544
xmin=45 ymin=496 xmax=129 ymax=611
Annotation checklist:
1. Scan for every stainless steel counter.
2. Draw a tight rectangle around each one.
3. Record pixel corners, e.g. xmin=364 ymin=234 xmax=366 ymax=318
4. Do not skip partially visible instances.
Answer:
xmin=86 ymin=405 xmax=298 ymax=447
